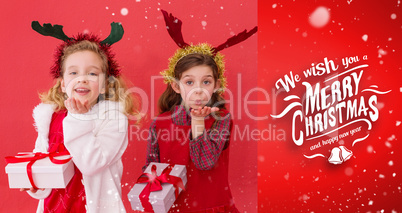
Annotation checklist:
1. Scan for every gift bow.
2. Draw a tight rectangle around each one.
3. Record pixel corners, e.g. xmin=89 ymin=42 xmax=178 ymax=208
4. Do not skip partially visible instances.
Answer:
xmin=136 ymin=164 xmax=185 ymax=212
xmin=5 ymin=151 xmax=72 ymax=190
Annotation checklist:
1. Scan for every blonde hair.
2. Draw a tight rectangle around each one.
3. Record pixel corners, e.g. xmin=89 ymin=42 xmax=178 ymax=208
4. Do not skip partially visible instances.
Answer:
xmin=40 ymin=40 xmax=139 ymax=117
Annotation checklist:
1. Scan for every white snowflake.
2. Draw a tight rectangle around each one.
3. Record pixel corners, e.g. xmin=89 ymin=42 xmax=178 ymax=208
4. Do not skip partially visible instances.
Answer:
xmin=362 ymin=34 xmax=368 ymax=41
xmin=121 ymin=8 xmax=129 ymax=16
xmin=309 ymin=6 xmax=331 ymax=28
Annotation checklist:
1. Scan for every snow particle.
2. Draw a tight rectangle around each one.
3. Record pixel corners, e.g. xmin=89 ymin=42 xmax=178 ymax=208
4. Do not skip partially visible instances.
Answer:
xmin=367 ymin=145 xmax=374 ymax=153
xmin=201 ymin=21 xmax=207 ymax=27
xmin=121 ymin=8 xmax=129 ymax=16
xmin=272 ymin=4 xmax=277 ymax=8
xmin=345 ymin=167 xmax=353 ymax=176
xmin=396 ymin=121 xmax=401 ymax=126
xmin=391 ymin=13 xmax=397 ymax=19
xmin=284 ymin=172 xmax=290 ymax=180
xmin=388 ymin=135 xmax=396 ymax=141
xmin=385 ymin=141 xmax=392 ymax=148
xmin=388 ymin=161 xmax=394 ymax=166
xmin=309 ymin=6 xmax=331 ymax=28
xmin=299 ymin=194 xmax=310 ymax=201
xmin=378 ymin=48 xmax=387 ymax=58
xmin=362 ymin=34 xmax=368 ymax=41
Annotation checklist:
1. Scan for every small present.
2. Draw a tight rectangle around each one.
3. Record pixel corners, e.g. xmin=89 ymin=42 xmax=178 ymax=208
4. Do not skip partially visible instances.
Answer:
xmin=5 ymin=152 xmax=75 ymax=189
xmin=128 ymin=163 xmax=187 ymax=213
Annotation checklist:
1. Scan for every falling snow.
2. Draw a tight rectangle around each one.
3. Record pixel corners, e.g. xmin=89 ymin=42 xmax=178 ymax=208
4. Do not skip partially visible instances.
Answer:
xmin=367 ymin=145 xmax=374 ymax=153
xmin=387 ymin=135 xmax=396 ymax=141
xmin=362 ymin=34 xmax=368 ymax=41
xmin=121 ymin=8 xmax=129 ymax=16
xmin=345 ymin=167 xmax=354 ymax=176
xmin=309 ymin=6 xmax=331 ymax=28
xmin=284 ymin=172 xmax=290 ymax=180
xmin=385 ymin=141 xmax=392 ymax=148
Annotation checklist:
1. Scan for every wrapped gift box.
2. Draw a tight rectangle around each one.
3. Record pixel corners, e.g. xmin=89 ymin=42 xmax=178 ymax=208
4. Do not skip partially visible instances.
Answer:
xmin=128 ymin=163 xmax=187 ymax=213
xmin=5 ymin=155 xmax=75 ymax=189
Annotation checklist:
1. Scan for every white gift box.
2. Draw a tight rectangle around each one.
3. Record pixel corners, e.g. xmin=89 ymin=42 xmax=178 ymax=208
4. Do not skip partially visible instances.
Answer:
xmin=5 ymin=155 xmax=75 ymax=189
xmin=128 ymin=163 xmax=187 ymax=213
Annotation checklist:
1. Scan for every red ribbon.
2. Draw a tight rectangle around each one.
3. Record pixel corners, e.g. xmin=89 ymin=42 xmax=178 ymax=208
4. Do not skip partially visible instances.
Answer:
xmin=5 ymin=151 xmax=72 ymax=190
xmin=135 ymin=164 xmax=185 ymax=212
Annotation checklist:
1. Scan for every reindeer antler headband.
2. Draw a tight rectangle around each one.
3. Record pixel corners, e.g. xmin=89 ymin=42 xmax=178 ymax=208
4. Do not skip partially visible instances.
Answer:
xmin=32 ymin=21 xmax=124 ymax=78
xmin=160 ymin=10 xmax=257 ymax=93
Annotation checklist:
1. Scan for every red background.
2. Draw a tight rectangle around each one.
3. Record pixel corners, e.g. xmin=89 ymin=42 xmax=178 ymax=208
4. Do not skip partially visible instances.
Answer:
xmin=1 ymin=0 xmax=401 ymax=212
xmin=0 ymin=0 xmax=257 ymax=212
xmin=258 ymin=0 xmax=401 ymax=212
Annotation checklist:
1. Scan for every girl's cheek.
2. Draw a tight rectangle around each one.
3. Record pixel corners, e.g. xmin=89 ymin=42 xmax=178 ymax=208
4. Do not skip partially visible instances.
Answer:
xmin=64 ymin=81 xmax=74 ymax=98
xmin=64 ymin=78 xmax=79 ymax=97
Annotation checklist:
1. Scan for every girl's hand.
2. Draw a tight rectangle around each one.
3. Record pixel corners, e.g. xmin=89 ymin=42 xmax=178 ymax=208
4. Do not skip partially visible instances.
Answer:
xmin=65 ymin=98 xmax=90 ymax=114
xmin=190 ymin=106 xmax=219 ymax=120
xmin=20 ymin=187 xmax=44 ymax=193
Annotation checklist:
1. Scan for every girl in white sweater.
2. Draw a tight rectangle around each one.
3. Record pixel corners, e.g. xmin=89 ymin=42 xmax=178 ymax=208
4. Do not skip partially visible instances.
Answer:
xmin=23 ymin=21 xmax=138 ymax=213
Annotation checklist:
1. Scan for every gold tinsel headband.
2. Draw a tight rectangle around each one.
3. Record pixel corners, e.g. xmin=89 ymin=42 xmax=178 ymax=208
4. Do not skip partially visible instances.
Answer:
xmin=161 ymin=43 xmax=227 ymax=93
xmin=161 ymin=10 xmax=258 ymax=93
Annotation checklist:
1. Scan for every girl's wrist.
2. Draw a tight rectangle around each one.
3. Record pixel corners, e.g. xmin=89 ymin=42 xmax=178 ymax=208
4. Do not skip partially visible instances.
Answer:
xmin=191 ymin=116 xmax=205 ymax=121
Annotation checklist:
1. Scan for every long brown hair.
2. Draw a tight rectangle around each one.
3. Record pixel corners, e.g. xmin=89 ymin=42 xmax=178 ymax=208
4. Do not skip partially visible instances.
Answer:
xmin=158 ymin=53 xmax=226 ymax=114
xmin=40 ymin=40 xmax=139 ymax=117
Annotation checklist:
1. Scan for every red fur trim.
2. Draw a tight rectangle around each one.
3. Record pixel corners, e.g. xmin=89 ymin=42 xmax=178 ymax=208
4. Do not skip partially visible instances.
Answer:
xmin=50 ymin=34 xmax=120 ymax=78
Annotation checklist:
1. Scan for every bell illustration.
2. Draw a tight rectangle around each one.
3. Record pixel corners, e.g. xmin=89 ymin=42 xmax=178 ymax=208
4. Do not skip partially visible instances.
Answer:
xmin=339 ymin=146 xmax=353 ymax=161
xmin=328 ymin=147 xmax=343 ymax=164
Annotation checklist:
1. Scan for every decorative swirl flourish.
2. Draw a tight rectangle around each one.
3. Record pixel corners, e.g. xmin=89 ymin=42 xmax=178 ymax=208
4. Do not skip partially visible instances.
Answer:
xmin=361 ymin=88 xmax=392 ymax=94
xmin=304 ymin=154 xmax=325 ymax=159
xmin=324 ymin=64 xmax=368 ymax=82
xmin=352 ymin=134 xmax=370 ymax=147
xmin=284 ymin=95 xmax=301 ymax=101
xmin=270 ymin=102 xmax=302 ymax=118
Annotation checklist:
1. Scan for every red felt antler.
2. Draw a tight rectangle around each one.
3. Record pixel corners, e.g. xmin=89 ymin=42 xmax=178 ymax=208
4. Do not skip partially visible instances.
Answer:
xmin=161 ymin=9 xmax=189 ymax=48
xmin=213 ymin=26 xmax=258 ymax=53
xmin=161 ymin=9 xmax=257 ymax=54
